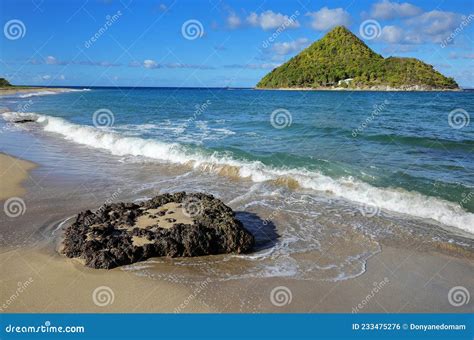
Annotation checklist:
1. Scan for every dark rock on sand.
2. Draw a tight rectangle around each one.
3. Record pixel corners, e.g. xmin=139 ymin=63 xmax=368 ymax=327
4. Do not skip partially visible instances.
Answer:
xmin=62 ymin=192 xmax=255 ymax=269
xmin=12 ymin=119 xmax=36 ymax=123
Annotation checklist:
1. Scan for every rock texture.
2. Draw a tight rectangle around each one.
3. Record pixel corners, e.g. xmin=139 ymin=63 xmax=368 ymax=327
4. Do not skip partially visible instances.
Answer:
xmin=62 ymin=192 xmax=254 ymax=269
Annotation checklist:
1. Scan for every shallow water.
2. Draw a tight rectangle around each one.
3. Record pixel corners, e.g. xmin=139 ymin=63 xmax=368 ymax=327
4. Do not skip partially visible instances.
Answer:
xmin=1 ymin=88 xmax=473 ymax=283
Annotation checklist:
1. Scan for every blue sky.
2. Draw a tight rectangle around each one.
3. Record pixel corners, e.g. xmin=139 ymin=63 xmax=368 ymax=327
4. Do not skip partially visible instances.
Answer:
xmin=1 ymin=0 xmax=473 ymax=87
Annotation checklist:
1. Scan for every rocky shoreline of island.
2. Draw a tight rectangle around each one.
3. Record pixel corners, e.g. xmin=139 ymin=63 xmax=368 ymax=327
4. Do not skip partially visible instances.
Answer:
xmin=255 ymin=85 xmax=463 ymax=92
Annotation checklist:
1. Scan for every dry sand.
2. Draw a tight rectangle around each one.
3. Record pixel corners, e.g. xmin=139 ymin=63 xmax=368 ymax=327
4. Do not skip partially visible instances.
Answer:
xmin=0 ymin=153 xmax=36 ymax=200
xmin=0 ymin=248 xmax=213 ymax=313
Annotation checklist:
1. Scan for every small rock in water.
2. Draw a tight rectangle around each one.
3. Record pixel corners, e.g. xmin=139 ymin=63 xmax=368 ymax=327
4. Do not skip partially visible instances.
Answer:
xmin=61 ymin=192 xmax=255 ymax=269
xmin=13 ymin=119 xmax=36 ymax=123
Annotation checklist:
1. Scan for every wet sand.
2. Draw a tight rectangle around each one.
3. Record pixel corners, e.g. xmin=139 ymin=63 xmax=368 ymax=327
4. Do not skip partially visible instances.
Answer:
xmin=0 ymin=153 xmax=36 ymax=200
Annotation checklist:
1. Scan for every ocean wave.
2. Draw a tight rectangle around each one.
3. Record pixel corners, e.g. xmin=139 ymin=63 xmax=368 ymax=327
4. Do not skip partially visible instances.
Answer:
xmin=3 ymin=111 xmax=474 ymax=234
xmin=18 ymin=88 xmax=91 ymax=98
xmin=365 ymin=133 xmax=474 ymax=150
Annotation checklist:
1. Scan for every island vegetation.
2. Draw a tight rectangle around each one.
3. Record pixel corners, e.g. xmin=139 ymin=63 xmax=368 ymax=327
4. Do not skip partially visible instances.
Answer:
xmin=0 ymin=78 xmax=12 ymax=87
xmin=257 ymin=26 xmax=458 ymax=90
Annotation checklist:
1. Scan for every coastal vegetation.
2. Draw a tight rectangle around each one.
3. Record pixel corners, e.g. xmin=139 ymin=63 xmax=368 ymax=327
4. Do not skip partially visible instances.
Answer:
xmin=257 ymin=26 xmax=458 ymax=90
xmin=0 ymin=78 xmax=12 ymax=87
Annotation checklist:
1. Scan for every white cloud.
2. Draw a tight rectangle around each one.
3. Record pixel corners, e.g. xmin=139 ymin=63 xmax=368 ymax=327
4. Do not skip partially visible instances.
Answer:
xmin=165 ymin=63 xmax=215 ymax=69
xmin=45 ymin=56 xmax=58 ymax=65
xmin=143 ymin=59 xmax=159 ymax=69
xmin=58 ymin=74 xmax=65 ymax=80
xmin=371 ymin=0 xmax=422 ymax=20
xmin=449 ymin=52 xmax=474 ymax=60
xmin=42 ymin=75 xmax=51 ymax=80
xmin=227 ymin=12 xmax=241 ymax=29
xmin=407 ymin=10 xmax=461 ymax=36
xmin=272 ymin=38 xmax=310 ymax=55
xmin=378 ymin=10 xmax=465 ymax=44
xmin=246 ymin=10 xmax=300 ymax=30
xmin=306 ymin=7 xmax=351 ymax=31
xmin=380 ymin=25 xmax=405 ymax=43
xmin=225 ymin=63 xmax=280 ymax=69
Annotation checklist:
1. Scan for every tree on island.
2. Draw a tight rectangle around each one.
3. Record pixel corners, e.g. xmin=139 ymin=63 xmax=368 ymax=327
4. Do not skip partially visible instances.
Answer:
xmin=0 ymin=78 xmax=12 ymax=87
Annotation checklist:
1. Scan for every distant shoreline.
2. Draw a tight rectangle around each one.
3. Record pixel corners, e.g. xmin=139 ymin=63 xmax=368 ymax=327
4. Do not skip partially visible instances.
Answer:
xmin=0 ymin=86 xmax=468 ymax=94
xmin=255 ymin=86 xmax=463 ymax=92
xmin=0 ymin=86 xmax=77 ymax=96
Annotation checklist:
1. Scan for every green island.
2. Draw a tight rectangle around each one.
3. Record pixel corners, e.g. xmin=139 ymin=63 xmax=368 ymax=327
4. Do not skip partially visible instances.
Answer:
xmin=257 ymin=26 xmax=459 ymax=91
xmin=0 ymin=78 xmax=74 ymax=96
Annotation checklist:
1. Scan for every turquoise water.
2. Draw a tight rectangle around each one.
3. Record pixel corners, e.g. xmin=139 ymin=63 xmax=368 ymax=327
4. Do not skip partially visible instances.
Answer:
xmin=1 ymin=88 xmax=473 ymax=233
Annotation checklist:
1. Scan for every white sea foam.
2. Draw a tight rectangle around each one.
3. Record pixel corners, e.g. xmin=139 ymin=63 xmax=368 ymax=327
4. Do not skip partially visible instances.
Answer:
xmin=3 ymin=111 xmax=474 ymax=234
xmin=18 ymin=88 xmax=90 ymax=98
xmin=111 ymin=120 xmax=236 ymax=144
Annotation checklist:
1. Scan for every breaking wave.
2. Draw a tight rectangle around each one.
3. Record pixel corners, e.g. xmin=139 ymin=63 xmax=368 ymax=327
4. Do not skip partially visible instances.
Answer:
xmin=3 ymin=111 xmax=474 ymax=234
xmin=18 ymin=88 xmax=91 ymax=98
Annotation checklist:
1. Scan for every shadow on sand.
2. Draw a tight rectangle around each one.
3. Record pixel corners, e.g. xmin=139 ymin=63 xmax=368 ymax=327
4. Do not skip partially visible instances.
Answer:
xmin=235 ymin=211 xmax=280 ymax=252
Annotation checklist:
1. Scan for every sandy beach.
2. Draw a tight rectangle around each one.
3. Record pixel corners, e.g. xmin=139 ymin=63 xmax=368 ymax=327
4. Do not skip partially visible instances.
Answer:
xmin=0 ymin=152 xmax=215 ymax=313
xmin=0 ymin=153 xmax=36 ymax=200
xmin=0 ymin=149 xmax=472 ymax=313
xmin=0 ymin=87 xmax=76 ymax=97
xmin=0 ymin=247 xmax=213 ymax=313
xmin=0 ymin=155 xmax=212 ymax=313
